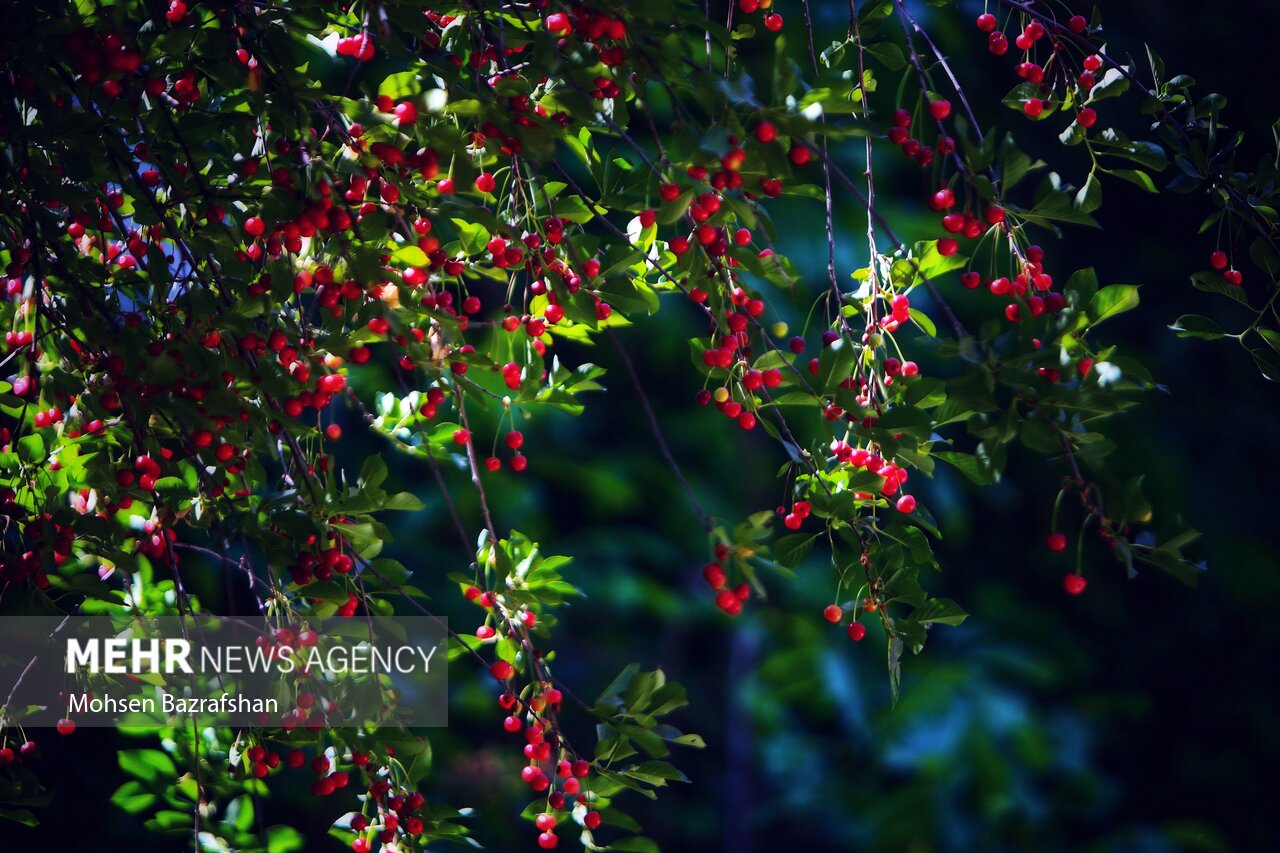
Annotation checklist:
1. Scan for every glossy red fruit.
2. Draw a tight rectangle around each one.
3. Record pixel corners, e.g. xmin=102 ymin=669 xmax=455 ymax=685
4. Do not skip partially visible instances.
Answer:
xmin=1209 ymin=250 xmax=1228 ymax=270
xmin=847 ymin=622 xmax=867 ymax=642
xmin=976 ymin=13 xmax=997 ymax=32
xmin=1063 ymin=574 xmax=1088 ymax=595
xmin=56 ymin=718 xmax=76 ymax=735
xmin=546 ymin=12 xmax=571 ymax=35
xmin=1045 ymin=532 xmax=1068 ymax=552
xmin=822 ymin=604 xmax=842 ymax=623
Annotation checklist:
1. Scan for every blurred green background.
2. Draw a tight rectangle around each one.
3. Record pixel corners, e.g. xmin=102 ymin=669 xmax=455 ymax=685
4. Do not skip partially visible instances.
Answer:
xmin=18 ymin=2 xmax=1280 ymax=851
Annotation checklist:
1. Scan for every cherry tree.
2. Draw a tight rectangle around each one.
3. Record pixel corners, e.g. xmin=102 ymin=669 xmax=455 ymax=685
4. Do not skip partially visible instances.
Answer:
xmin=0 ymin=0 xmax=1274 ymax=849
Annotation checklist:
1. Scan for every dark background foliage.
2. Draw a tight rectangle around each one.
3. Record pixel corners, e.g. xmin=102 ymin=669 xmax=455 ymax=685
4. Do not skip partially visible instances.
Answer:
xmin=17 ymin=2 xmax=1280 ymax=850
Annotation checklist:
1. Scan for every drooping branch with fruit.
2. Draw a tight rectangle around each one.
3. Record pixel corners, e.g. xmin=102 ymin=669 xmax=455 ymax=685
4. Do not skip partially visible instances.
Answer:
xmin=0 ymin=0 xmax=1272 ymax=849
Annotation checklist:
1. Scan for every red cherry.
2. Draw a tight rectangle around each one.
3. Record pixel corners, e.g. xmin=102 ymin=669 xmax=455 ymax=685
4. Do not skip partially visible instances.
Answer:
xmin=1077 ymin=108 xmax=1097 ymax=128
xmin=243 ymin=217 xmax=266 ymax=238
xmin=393 ymin=101 xmax=418 ymax=126
xmin=537 ymin=832 xmax=559 ymax=849
xmin=754 ymin=122 xmax=777 ymax=144
xmin=976 ymin=13 xmax=997 ymax=32
xmin=1224 ymin=269 xmax=1243 ymax=286
xmin=1209 ymin=250 xmax=1228 ymax=270
xmin=1068 ymin=15 xmax=1088 ymax=33
xmin=847 ymin=622 xmax=867 ymax=642
xmin=895 ymin=494 xmax=917 ymax=514
xmin=928 ymin=99 xmax=951 ymax=120
xmin=490 ymin=660 xmax=514 ymax=680
xmin=822 ymin=604 xmax=842 ymax=623
xmin=1063 ymin=574 xmax=1088 ymax=595
xmin=474 ymin=172 xmax=496 ymax=194
xmin=703 ymin=563 xmax=727 ymax=590
xmin=546 ymin=12 xmax=571 ymax=35
xmin=1045 ymin=532 xmax=1068 ymax=552
xmin=763 ymin=13 xmax=783 ymax=32
xmin=56 ymin=718 xmax=76 ymax=735
xmin=715 ymin=589 xmax=742 ymax=615
xmin=1024 ymin=99 xmax=1045 ymax=118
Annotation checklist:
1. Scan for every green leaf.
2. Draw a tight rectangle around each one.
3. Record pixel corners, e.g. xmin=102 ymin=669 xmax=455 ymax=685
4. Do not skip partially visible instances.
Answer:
xmin=772 ymin=533 xmax=817 ymax=568
xmin=118 ymin=749 xmax=175 ymax=784
xmin=1002 ymin=82 xmax=1057 ymax=121
xmin=1110 ymin=168 xmax=1158 ymax=193
xmin=998 ymin=132 xmax=1043 ymax=191
xmin=1026 ymin=189 xmax=1099 ymax=228
xmin=864 ymin=42 xmax=905 ymax=71
xmin=110 ymin=781 xmax=158 ymax=815
xmin=913 ymin=597 xmax=968 ymax=626
xmin=0 ymin=808 xmax=38 ymax=827
xmin=266 ymin=825 xmax=306 ymax=853
xmin=1065 ymin=267 xmax=1099 ymax=303
xmin=1135 ymin=548 xmax=1201 ymax=586
xmin=1252 ymin=348 xmax=1280 ymax=382
xmin=1074 ymin=171 xmax=1102 ymax=213
xmin=17 ymin=434 xmax=45 ymax=464
xmin=383 ymin=492 xmax=425 ymax=511
xmin=909 ymin=308 xmax=936 ymax=338
xmin=1190 ymin=271 xmax=1250 ymax=306
xmin=1170 ymin=314 xmax=1225 ymax=340
xmin=1087 ymin=284 xmax=1140 ymax=324
xmin=378 ymin=71 xmax=419 ymax=98
xmin=1250 ymin=236 xmax=1280 ymax=278
xmin=1098 ymin=135 xmax=1169 ymax=171
xmin=875 ymin=405 xmax=932 ymax=434
xmin=1087 ymin=67 xmax=1130 ymax=102
xmin=450 ymin=218 xmax=490 ymax=255
xmin=816 ymin=340 xmax=856 ymax=391
xmin=934 ymin=450 xmax=998 ymax=485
